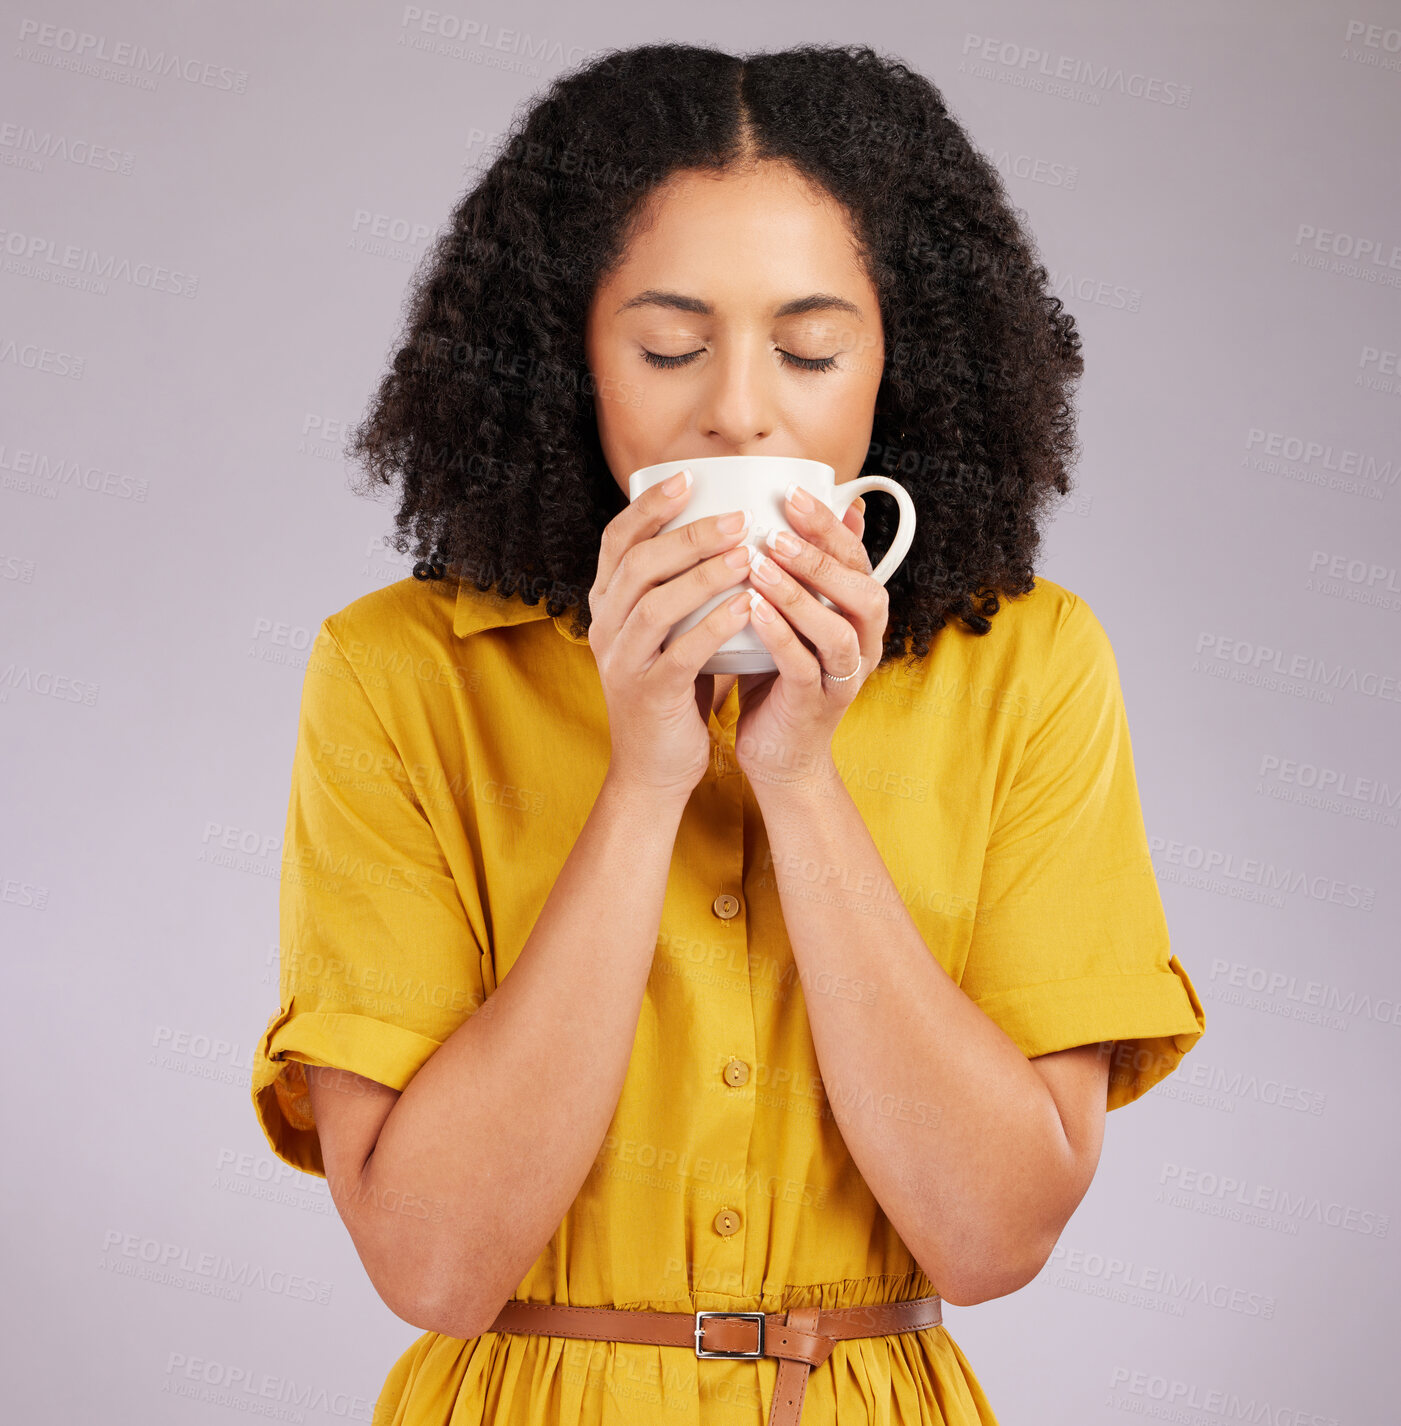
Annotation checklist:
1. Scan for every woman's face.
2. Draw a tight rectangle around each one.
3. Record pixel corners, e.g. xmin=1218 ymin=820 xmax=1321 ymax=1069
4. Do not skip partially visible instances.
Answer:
xmin=585 ymin=161 xmax=885 ymax=498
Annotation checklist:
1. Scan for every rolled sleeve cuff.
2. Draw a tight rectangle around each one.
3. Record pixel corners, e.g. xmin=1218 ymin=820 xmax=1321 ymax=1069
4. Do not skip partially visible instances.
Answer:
xmin=969 ymin=957 xmax=1206 ymax=1110
xmin=250 ymin=995 xmax=447 ymax=1177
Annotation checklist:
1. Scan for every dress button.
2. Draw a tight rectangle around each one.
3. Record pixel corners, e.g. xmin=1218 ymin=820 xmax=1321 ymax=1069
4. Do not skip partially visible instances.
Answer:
xmin=713 ymin=1208 xmax=742 ymax=1236
xmin=712 ymin=893 xmax=741 ymax=920
xmin=722 ymin=1058 xmax=750 ymax=1088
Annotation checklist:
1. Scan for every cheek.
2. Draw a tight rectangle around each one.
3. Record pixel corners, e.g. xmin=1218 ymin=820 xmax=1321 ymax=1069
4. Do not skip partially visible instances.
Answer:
xmin=587 ymin=338 xmax=635 ymax=424
xmin=797 ymin=375 xmax=876 ymax=437
xmin=591 ymin=371 xmax=673 ymax=488
xmin=795 ymin=377 xmax=878 ymax=481
xmin=596 ymin=394 xmax=643 ymax=451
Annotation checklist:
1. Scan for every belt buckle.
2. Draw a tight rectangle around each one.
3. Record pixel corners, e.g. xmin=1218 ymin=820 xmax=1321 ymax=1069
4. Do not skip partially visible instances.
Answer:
xmin=694 ymin=1309 xmax=766 ymax=1359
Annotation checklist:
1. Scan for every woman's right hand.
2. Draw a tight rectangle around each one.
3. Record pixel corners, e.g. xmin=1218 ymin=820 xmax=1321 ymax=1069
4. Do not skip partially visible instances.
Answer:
xmin=588 ymin=471 xmax=756 ymax=803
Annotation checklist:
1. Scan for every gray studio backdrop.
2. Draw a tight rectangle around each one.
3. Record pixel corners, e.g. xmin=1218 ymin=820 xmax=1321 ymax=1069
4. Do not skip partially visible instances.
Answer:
xmin=5 ymin=2 xmax=1398 ymax=1422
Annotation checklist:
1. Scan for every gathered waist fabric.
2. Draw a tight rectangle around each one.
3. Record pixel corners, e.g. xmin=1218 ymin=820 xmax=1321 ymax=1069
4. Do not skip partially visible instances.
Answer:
xmin=488 ymin=1294 xmax=944 ymax=1426
xmin=371 ymin=1274 xmax=1002 ymax=1426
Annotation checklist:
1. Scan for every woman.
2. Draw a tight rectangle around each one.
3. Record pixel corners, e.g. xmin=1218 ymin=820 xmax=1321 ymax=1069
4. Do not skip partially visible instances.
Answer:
xmin=251 ymin=42 xmax=1205 ymax=1426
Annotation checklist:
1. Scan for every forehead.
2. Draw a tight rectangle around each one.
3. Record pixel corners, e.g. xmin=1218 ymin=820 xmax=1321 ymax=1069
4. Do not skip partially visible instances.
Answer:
xmin=597 ymin=163 xmax=873 ymax=306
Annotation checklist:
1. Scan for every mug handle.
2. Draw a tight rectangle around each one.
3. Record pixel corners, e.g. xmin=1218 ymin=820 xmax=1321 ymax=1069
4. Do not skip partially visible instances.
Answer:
xmin=831 ymin=476 xmax=917 ymax=585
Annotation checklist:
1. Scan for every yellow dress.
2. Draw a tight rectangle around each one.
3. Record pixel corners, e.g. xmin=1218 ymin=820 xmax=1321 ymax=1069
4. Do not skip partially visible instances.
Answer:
xmin=250 ymin=570 xmax=1205 ymax=1426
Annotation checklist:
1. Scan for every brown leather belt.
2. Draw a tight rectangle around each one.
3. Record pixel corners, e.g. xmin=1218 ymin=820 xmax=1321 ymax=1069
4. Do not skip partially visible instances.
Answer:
xmin=487 ymin=1295 xmax=943 ymax=1426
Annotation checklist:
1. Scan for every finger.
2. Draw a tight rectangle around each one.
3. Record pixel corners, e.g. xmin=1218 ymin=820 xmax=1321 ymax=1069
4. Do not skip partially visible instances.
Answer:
xmin=651 ymin=585 xmax=753 ymax=690
xmin=757 ymin=530 xmax=885 ymax=676
xmin=747 ymin=548 xmax=863 ymax=684
xmin=613 ymin=544 xmax=755 ymax=671
xmin=616 ymin=504 xmax=755 ymax=606
xmin=597 ymin=496 xmax=756 ymax=652
xmin=755 ymin=526 xmax=882 ymax=632
xmin=595 ymin=467 xmax=697 ymax=594
xmin=744 ymin=587 xmax=825 ymax=694
xmin=784 ymin=483 xmax=872 ymax=576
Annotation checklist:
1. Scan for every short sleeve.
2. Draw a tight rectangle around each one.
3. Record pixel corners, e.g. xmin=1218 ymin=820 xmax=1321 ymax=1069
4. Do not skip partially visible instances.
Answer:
xmin=250 ymin=624 xmax=490 ymax=1177
xmin=961 ymin=591 xmax=1205 ymax=1110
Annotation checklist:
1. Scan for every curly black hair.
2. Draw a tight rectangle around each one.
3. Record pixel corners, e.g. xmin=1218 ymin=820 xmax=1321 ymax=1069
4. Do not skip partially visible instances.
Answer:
xmin=346 ymin=41 xmax=1083 ymax=668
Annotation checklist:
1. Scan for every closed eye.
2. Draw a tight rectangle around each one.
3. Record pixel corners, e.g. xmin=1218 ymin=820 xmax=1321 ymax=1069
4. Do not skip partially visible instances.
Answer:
xmin=642 ymin=349 xmax=839 ymax=373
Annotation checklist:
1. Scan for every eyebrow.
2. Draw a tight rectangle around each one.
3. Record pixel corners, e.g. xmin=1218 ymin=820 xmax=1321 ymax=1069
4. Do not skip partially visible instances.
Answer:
xmin=615 ymin=289 xmax=864 ymax=321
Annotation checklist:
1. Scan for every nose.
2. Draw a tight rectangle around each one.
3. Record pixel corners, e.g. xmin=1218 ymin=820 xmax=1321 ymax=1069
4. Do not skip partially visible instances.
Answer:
xmin=693 ymin=341 xmax=778 ymax=450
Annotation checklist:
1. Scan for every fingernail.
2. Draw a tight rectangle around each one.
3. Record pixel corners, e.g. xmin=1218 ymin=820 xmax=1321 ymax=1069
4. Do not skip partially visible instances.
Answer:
xmin=748 ymin=588 xmax=775 ymax=622
xmin=785 ymin=481 xmax=813 ymax=512
xmin=663 ymin=469 xmax=691 ymax=497
xmin=766 ymin=527 xmax=801 ymax=556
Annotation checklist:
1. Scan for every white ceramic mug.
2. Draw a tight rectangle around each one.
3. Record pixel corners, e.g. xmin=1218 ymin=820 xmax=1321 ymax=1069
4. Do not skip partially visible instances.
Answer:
xmin=627 ymin=455 xmax=917 ymax=674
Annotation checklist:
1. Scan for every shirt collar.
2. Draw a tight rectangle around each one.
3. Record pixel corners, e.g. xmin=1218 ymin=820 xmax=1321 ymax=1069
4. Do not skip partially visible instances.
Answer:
xmin=452 ymin=574 xmax=590 ymax=645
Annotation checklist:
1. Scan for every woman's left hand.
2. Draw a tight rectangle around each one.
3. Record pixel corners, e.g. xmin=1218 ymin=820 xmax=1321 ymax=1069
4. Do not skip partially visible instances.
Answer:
xmin=732 ymin=485 xmax=884 ymax=792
